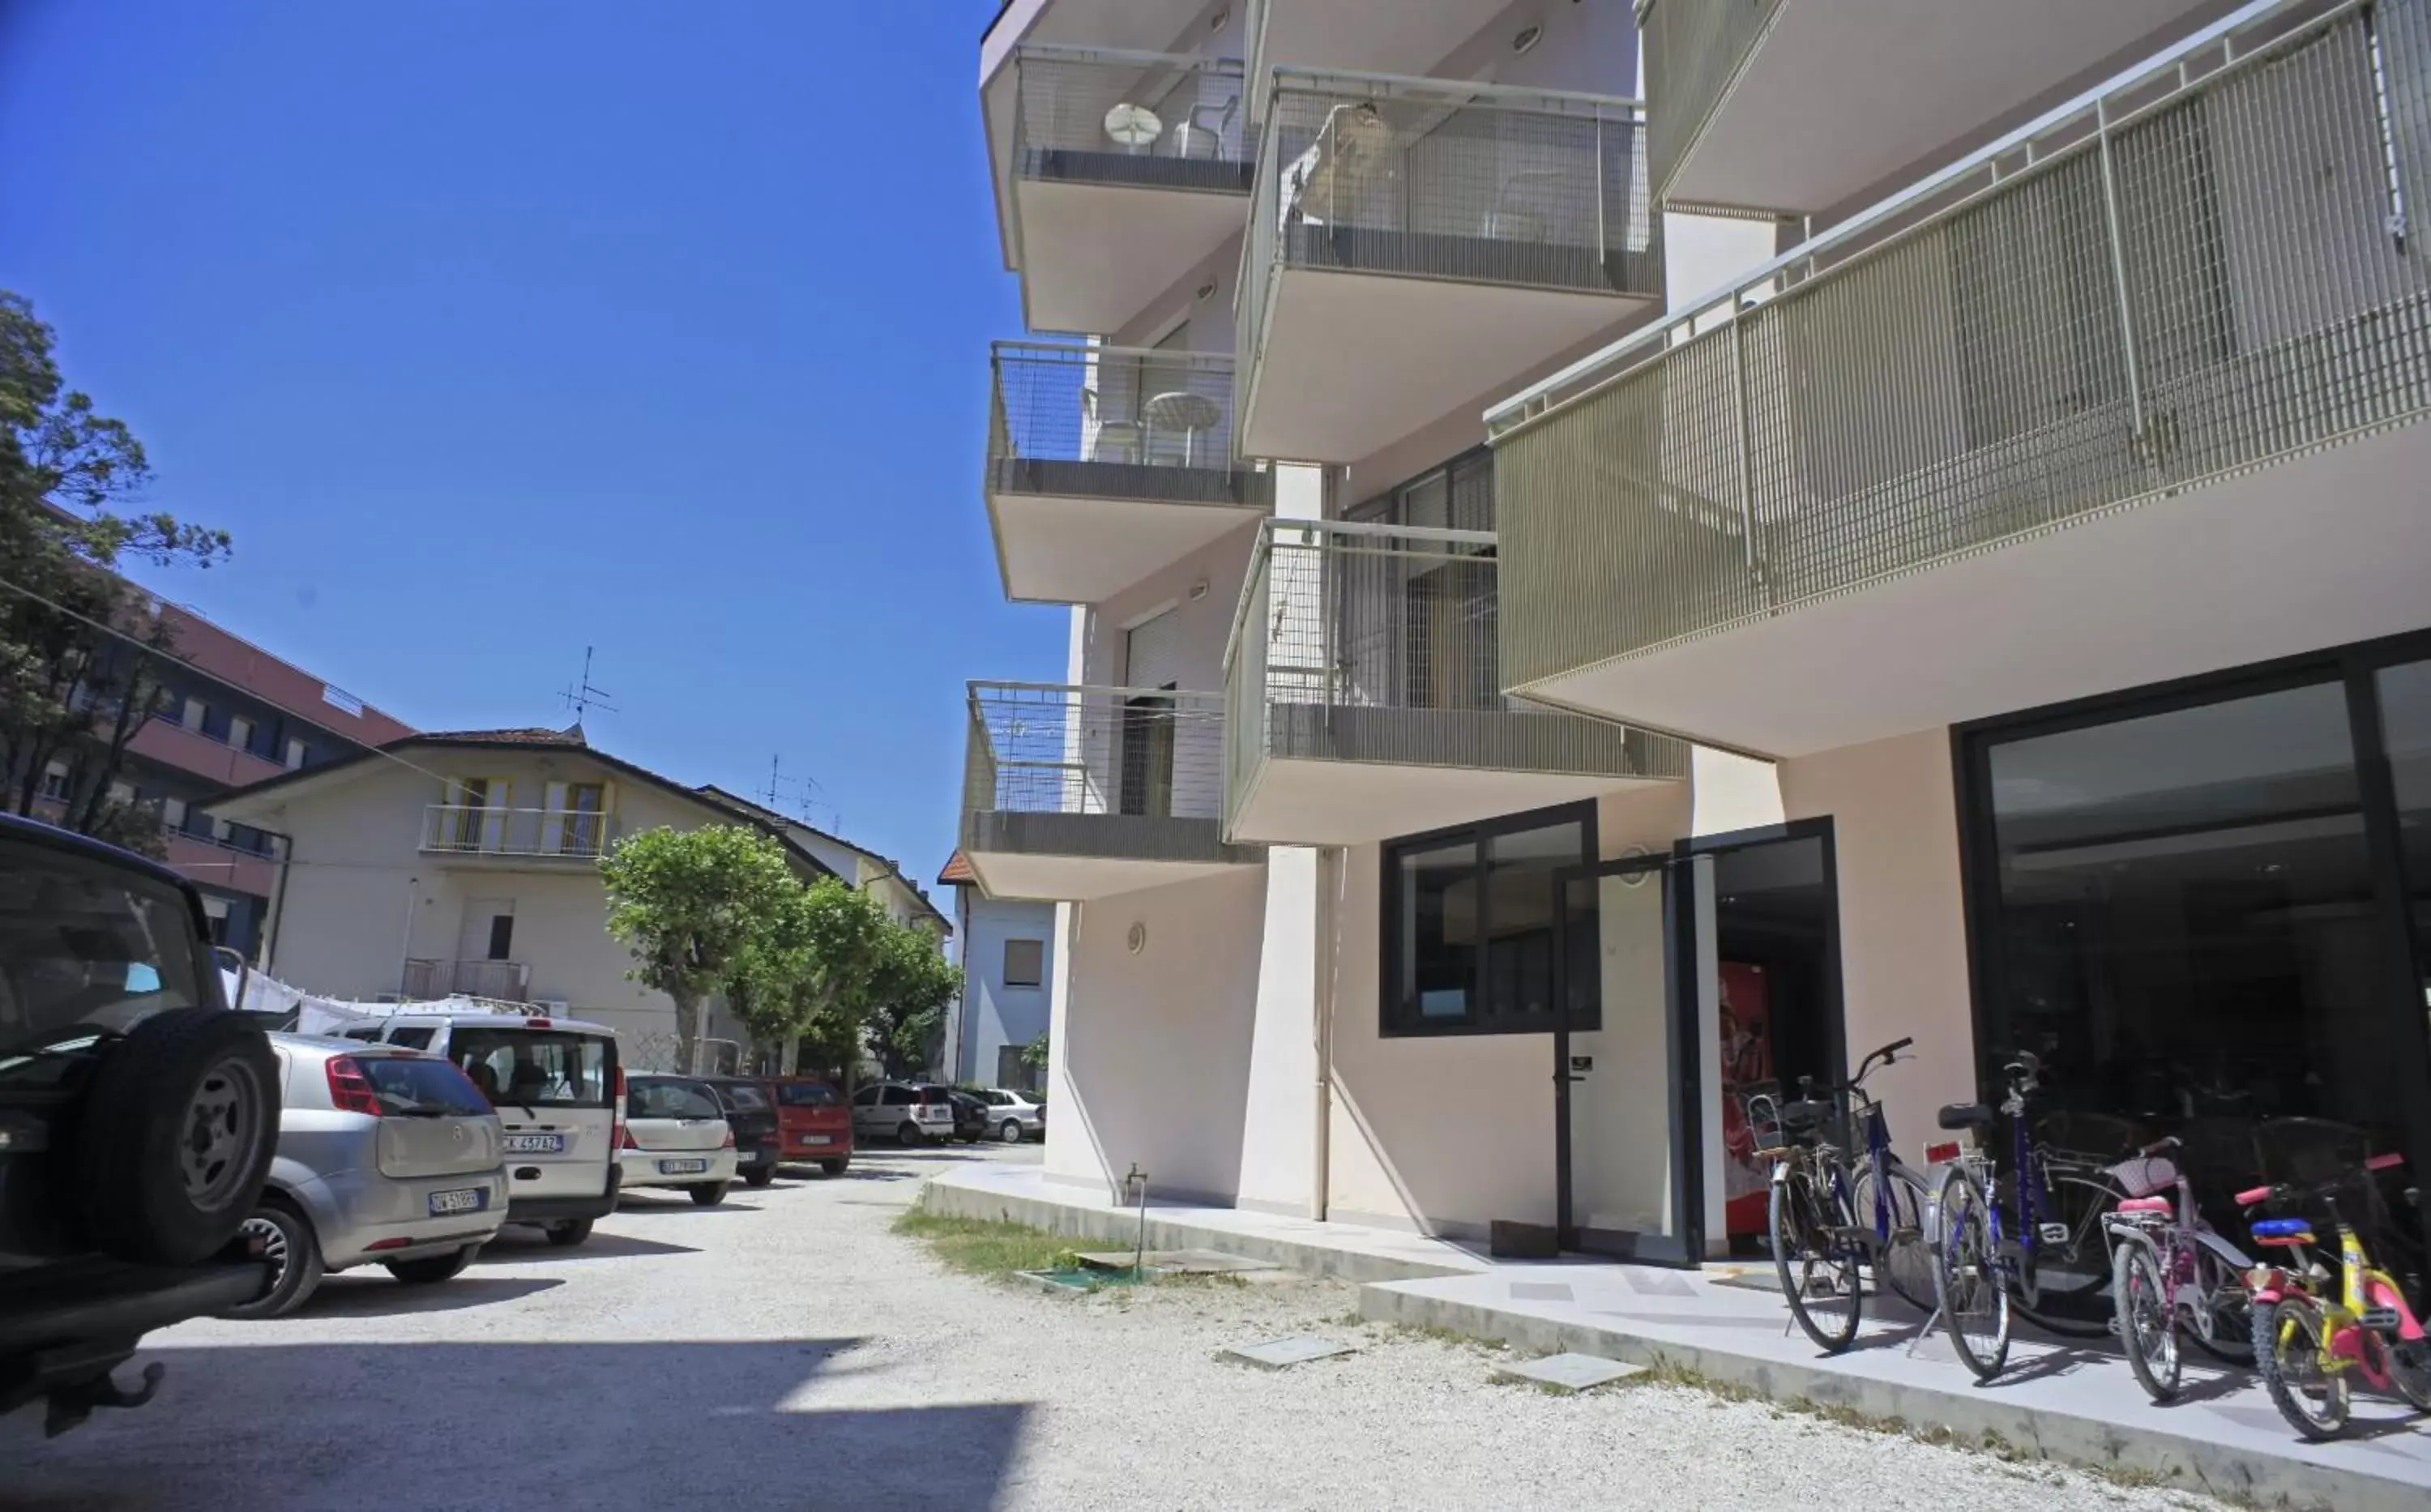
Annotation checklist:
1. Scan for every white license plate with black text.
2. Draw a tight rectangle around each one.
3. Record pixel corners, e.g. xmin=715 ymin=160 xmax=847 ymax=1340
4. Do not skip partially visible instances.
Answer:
xmin=428 ymin=1187 xmax=487 ymax=1216
xmin=798 ymin=1134 xmax=832 ymax=1147
xmin=503 ymin=1134 xmax=566 ymax=1155
xmin=658 ymin=1158 xmax=709 ymax=1175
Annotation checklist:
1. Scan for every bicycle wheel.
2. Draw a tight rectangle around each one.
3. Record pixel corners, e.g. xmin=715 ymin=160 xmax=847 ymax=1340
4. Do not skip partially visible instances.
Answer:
xmin=1934 ymin=1164 xmax=2010 ymax=1380
xmin=2112 ymin=1235 xmax=2180 ymax=1403
xmin=1851 ymin=1161 xmax=1936 ymax=1314
xmin=2253 ymin=1295 xmax=2349 ymax=1441
xmin=2184 ymin=1242 xmax=2254 ymax=1365
xmin=1773 ymin=1162 xmax=1862 ymax=1353
xmin=2386 ymin=1337 xmax=2431 ymax=1413
xmin=2019 ymin=1171 xmax=2122 ymax=1323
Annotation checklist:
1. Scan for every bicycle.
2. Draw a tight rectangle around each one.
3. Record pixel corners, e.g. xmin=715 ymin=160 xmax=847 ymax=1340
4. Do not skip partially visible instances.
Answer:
xmin=1760 ymin=1036 xmax=1936 ymax=1352
xmin=2239 ymin=1122 xmax=2431 ymax=1441
xmin=1929 ymin=1053 xmax=2127 ymax=1379
xmin=2104 ymin=1134 xmax=2254 ymax=1403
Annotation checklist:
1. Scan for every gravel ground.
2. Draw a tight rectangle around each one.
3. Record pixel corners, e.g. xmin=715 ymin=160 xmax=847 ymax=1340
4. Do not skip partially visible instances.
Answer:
xmin=5 ymin=1143 xmax=2231 ymax=1512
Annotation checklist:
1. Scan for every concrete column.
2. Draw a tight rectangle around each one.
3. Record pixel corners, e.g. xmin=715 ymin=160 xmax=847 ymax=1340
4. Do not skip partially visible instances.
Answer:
xmin=1690 ymin=745 xmax=1784 ymax=836
xmin=1234 ymin=848 xmax=1321 ymax=1215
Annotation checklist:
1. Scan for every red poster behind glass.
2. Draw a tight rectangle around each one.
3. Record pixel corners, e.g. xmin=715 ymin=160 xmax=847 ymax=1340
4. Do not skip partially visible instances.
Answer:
xmin=1717 ymin=962 xmax=1774 ymax=1238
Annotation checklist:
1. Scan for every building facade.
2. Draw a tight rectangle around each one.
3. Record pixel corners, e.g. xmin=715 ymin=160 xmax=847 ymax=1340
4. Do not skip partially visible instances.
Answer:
xmin=938 ymin=851 xmax=1056 ymax=1090
xmin=963 ymin=0 xmax=2431 ymax=1263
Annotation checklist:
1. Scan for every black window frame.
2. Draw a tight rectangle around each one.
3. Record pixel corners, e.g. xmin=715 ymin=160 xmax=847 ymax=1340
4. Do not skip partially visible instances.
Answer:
xmin=1379 ymin=798 xmax=1597 ymax=1039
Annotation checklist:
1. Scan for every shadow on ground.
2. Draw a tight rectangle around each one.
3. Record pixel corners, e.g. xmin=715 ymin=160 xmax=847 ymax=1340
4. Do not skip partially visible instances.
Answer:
xmin=289 ymin=1275 xmax=564 ymax=1320
xmin=474 ymin=1228 xmax=701 ymax=1262
xmin=1 ymin=1339 xmax=1031 ymax=1511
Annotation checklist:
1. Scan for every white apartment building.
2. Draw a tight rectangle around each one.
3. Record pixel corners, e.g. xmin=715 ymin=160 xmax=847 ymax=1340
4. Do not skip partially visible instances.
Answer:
xmin=963 ymin=0 xmax=2431 ymax=1265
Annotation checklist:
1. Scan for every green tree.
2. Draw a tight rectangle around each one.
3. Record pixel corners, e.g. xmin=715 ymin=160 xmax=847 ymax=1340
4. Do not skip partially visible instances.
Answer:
xmin=1019 ymin=1031 xmax=1049 ymax=1086
xmin=0 ymin=292 xmax=230 ymax=851
xmin=598 ymin=823 xmax=797 ymax=1073
xmin=725 ymin=873 xmax=890 ymax=1081
xmin=862 ymin=922 xmax=963 ymax=1082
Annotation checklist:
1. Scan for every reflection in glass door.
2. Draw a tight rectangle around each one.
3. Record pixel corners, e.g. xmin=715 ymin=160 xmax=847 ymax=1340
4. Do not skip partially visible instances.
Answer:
xmin=1554 ymin=852 xmax=1712 ymax=1264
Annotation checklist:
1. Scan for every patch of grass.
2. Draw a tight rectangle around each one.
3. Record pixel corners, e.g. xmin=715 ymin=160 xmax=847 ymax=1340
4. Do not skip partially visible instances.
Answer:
xmin=891 ymin=1211 xmax=1083 ymax=1278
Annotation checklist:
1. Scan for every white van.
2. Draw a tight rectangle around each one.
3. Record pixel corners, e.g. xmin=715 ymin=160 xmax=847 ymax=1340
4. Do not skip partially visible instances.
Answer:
xmin=336 ymin=1008 xmax=622 ymax=1247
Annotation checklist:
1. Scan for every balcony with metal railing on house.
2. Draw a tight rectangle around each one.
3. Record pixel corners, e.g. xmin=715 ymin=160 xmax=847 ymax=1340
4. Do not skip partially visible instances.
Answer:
xmin=1643 ymin=0 xmax=2227 ymax=215
xmin=962 ymin=681 xmax=1261 ymax=900
xmin=420 ymin=805 xmax=617 ymax=861
xmin=987 ymin=341 xmax=1272 ymax=604
xmin=1235 ymin=69 xmax=1662 ymax=464
xmin=1223 ymin=520 xmax=1684 ymax=846
xmin=990 ymin=45 xmax=1253 ymax=334
xmin=1240 ymin=0 xmax=1528 ymax=124
xmin=1487 ymin=0 xmax=2431 ymax=758
xmin=401 ymin=958 xmax=532 ymax=1002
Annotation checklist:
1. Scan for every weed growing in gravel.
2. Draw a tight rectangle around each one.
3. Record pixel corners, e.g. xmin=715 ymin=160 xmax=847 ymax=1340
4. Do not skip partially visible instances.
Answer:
xmin=892 ymin=1211 xmax=1083 ymax=1278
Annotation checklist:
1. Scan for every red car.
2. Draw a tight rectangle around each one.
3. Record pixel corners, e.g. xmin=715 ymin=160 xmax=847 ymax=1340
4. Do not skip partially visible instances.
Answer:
xmin=766 ymin=1078 xmax=853 ymax=1176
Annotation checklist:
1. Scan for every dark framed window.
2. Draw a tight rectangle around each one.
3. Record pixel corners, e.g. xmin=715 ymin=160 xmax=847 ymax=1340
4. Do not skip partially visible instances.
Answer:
xmin=1380 ymin=800 xmax=1596 ymax=1037
xmin=1002 ymin=938 xmax=1045 ymax=989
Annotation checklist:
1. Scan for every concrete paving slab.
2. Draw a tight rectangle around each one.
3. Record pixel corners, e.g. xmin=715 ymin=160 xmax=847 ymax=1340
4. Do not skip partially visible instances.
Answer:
xmin=1493 ymin=1352 xmax=1644 ymax=1393
xmin=1220 ymin=1335 xmax=1355 ymax=1370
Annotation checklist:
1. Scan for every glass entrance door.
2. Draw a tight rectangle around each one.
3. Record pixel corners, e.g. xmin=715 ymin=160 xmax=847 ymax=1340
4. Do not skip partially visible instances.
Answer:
xmin=1554 ymin=852 xmax=1713 ymax=1264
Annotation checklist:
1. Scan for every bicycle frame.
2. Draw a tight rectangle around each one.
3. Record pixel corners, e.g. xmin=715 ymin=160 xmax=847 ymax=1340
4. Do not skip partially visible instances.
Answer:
xmin=2104 ymin=1149 xmax=2251 ymax=1347
xmin=2248 ymin=1182 xmax=2426 ymax=1391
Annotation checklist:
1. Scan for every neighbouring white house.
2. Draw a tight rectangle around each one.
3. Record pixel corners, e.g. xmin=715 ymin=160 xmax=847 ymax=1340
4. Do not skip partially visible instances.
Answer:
xmin=935 ymin=851 xmax=1054 ymax=1091
xmin=695 ymin=786 xmax=952 ymax=942
xmin=206 ymin=724 xmax=913 ymax=1070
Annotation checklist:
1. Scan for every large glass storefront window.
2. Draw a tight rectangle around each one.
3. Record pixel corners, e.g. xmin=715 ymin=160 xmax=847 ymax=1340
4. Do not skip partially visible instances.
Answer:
xmin=2377 ymin=660 xmax=2431 ymax=1054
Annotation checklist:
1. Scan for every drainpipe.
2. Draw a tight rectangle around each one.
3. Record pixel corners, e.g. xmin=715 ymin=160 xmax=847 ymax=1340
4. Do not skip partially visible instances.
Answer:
xmin=1311 ymin=846 xmax=1337 ymax=1222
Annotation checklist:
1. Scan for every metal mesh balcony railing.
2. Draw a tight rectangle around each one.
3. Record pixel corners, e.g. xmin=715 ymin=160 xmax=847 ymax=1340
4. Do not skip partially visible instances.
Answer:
xmin=1239 ymin=70 xmax=1660 ymax=445
xmin=1489 ymin=0 xmax=2431 ymax=696
xmin=1642 ymin=0 xmax=1785 ymax=207
xmin=963 ymin=681 xmax=1253 ymax=866
xmin=1014 ymin=46 xmax=1253 ymax=199
xmin=1224 ymin=520 xmax=1686 ymax=824
xmin=421 ymin=805 xmax=616 ymax=859
xmin=989 ymin=341 xmax=1272 ymax=510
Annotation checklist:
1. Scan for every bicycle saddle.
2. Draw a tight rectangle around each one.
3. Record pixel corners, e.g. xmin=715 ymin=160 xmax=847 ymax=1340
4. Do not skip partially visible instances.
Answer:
xmin=1938 ymin=1102 xmax=1994 ymax=1131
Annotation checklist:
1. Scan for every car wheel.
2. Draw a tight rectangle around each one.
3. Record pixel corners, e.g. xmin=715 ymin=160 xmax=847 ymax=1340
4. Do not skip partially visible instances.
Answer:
xmin=896 ymin=1121 xmax=924 ymax=1147
xmin=220 ymin=1201 xmax=323 ymax=1319
xmin=386 ymin=1244 xmax=479 ymax=1285
xmin=75 ymin=1009 xmax=280 ymax=1266
xmin=545 ymin=1219 xmax=593 ymax=1248
xmin=999 ymin=1120 xmax=1024 ymax=1144
xmin=689 ymin=1181 xmax=729 ymax=1207
xmin=819 ymin=1158 xmax=849 ymax=1177
xmin=744 ymin=1166 xmax=775 ymax=1188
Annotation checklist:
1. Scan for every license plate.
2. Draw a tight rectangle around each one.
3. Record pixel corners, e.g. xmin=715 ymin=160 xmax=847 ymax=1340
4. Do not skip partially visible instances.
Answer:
xmin=658 ymin=1158 xmax=709 ymax=1175
xmin=798 ymin=1134 xmax=832 ymax=1147
xmin=428 ymin=1187 xmax=487 ymax=1216
xmin=503 ymin=1134 xmax=566 ymax=1154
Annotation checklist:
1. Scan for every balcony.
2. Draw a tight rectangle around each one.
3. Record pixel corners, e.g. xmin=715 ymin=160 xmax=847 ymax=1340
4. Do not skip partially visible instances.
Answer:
xmin=421 ymin=805 xmax=617 ymax=861
xmin=1236 ymin=70 xmax=1661 ymax=464
xmin=988 ymin=341 xmax=1272 ymax=603
xmin=991 ymin=45 xmax=1252 ymax=334
xmin=1241 ymin=0 xmax=1522 ymax=126
xmin=962 ymin=681 xmax=1260 ymax=901
xmin=1223 ymin=520 xmax=1684 ymax=845
xmin=1488 ymin=0 xmax=2431 ymax=756
xmin=402 ymin=958 xmax=532 ymax=1003
xmin=1645 ymin=0 xmax=2229 ymax=213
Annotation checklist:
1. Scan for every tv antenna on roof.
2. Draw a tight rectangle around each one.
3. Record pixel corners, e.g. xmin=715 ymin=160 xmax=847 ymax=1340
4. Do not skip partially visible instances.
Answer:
xmin=761 ymin=754 xmax=838 ymax=831
xmin=558 ymin=646 xmax=619 ymax=723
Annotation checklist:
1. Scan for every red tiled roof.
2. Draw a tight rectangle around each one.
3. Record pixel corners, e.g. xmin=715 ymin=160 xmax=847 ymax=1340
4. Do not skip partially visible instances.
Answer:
xmin=936 ymin=851 xmax=976 ymax=886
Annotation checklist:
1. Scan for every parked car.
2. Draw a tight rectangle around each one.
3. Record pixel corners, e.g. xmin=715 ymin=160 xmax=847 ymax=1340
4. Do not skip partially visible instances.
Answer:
xmin=767 ymin=1077 xmax=852 ymax=1175
xmin=937 ymin=1087 xmax=989 ymax=1144
xmin=850 ymin=1081 xmax=956 ymax=1146
xmin=223 ymin=1036 xmax=506 ymax=1318
xmin=619 ymin=1074 xmax=737 ymax=1205
xmin=340 ymin=1008 xmax=621 ymax=1247
xmin=0 ymin=813 xmax=279 ymax=1433
xmin=698 ymin=1075 xmax=780 ymax=1187
xmin=973 ymin=1088 xmax=1045 ymax=1143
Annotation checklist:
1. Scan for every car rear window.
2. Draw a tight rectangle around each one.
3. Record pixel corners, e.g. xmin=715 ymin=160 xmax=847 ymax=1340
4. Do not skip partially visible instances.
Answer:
xmin=628 ymin=1078 xmax=720 ymax=1120
xmin=450 ymin=1027 xmax=613 ymax=1108
xmin=718 ymin=1082 xmax=770 ymax=1112
xmin=357 ymin=1054 xmax=490 ymax=1117
xmin=0 ymin=839 xmax=207 ymax=1058
xmin=919 ymin=1087 xmax=955 ymax=1105
xmin=776 ymin=1082 xmax=838 ymax=1107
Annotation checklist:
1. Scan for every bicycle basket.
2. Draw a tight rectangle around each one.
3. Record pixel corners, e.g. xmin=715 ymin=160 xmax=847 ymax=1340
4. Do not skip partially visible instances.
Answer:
xmin=2104 ymin=1155 xmax=2178 ymax=1200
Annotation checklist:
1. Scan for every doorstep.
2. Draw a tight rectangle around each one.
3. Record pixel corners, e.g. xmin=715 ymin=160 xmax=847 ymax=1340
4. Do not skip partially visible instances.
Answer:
xmin=921 ymin=1166 xmax=2431 ymax=1511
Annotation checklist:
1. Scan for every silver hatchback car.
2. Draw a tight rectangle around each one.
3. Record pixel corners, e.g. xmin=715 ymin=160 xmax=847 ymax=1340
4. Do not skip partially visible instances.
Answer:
xmin=224 ymin=1035 xmax=506 ymax=1318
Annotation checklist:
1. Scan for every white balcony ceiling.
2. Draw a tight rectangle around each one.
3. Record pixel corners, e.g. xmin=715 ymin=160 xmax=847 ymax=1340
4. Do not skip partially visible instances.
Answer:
xmin=1523 ymin=423 xmax=2431 ymax=758
xmin=1014 ymin=178 xmax=1247 ymax=335
xmin=967 ymin=849 xmax=1249 ymax=903
xmin=1228 ymin=760 xmax=1668 ymax=848
xmin=1245 ymin=269 xmax=1651 ymax=463
xmin=1253 ymin=0 xmax=1519 ymax=92
xmin=1672 ymin=0 xmax=2229 ymax=213
xmin=990 ymin=492 xmax=1263 ymax=604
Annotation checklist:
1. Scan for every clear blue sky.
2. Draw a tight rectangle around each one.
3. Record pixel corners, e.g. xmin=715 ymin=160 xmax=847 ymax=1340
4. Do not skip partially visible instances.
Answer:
xmin=0 ymin=0 xmax=1052 ymax=890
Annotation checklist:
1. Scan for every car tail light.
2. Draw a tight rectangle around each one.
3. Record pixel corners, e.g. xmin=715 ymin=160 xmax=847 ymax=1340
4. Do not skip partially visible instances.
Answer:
xmin=721 ymin=1128 xmax=737 ymax=1149
xmin=611 ymin=1066 xmax=626 ymax=1148
xmin=326 ymin=1056 xmax=382 ymax=1117
xmin=364 ymin=1237 xmax=413 ymax=1252
xmin=620 ymin=1125 xmax=639 ymax=1150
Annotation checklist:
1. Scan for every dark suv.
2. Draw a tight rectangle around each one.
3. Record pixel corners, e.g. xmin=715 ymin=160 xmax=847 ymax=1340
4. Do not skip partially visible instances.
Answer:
xmin=0 ymin=813 xmax=280 ymax=1433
